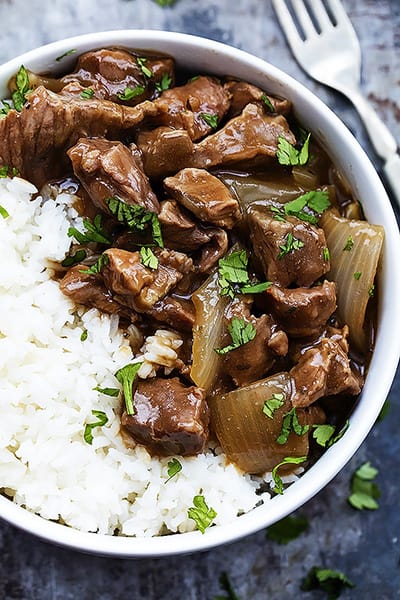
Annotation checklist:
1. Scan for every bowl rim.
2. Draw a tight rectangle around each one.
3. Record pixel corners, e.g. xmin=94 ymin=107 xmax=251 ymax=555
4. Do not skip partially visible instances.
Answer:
xmin=1 ymin=28 xmax=399 ymax=558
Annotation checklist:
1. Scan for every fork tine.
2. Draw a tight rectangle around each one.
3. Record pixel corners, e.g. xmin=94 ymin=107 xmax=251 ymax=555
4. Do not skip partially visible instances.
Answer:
xmin=272 ymin=0 xmax=304 ymax=49
xmin=326 ymin=0 xmax=357 ymax=30
xmin=289 ymin=0 xmax=317 ymax=39
xmin=307 ymin=0 xmax=334 ymax=31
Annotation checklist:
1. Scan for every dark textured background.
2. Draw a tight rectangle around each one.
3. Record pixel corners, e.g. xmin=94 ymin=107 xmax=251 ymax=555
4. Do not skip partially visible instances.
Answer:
xmin=0 ymin=1 xmax=399 ymax=598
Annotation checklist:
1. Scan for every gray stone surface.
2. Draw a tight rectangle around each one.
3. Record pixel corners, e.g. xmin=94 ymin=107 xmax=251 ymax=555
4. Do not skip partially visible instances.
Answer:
xmin=0 ymin=0 xmax=399 ymax=598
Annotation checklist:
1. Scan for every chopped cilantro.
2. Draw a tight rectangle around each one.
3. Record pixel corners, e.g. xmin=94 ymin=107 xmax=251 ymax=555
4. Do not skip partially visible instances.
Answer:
xmin=200 ymin=112 xmax=219 ymax=129
xmin=140 ymin=246 xmax=158 ymax=270
xmin=0 ymin=204 xmax=9 ymax=219
xmin=327 ymin=419 xmax=349 ymax=447
xmin=80 ymin=88 xmax=95 ymax=99
xmin=155 ymin=73 xmax=172 ymax=93
xmin=277 ymin=232 xmax=304 ymax=259
xmin=343 ymin=235 xmax=354 ymax=251
xmin=276 ymin=133 xmax=310 ymax=166
xmin=301 ymin=566 xmax=354 ymax=599
xmin=0 ymin=100 xmax=12 ymax=116
xmin=12 ymin=65 xmax=32 ymax=112
xmin=79 ymin=253 xmax=109 ymax=275
xmin=272 ymin=456 xmax=307 ymax=494
xmin=137 ymin=57 xmax=153 ymax=79
xmin=348 ymin=461 xmax=380 ymax=510
xmin=214 ymin=317 xmax=257 ymax=355
xmin=55 ymin=48 xmax=77 ymax=62
xmin=262 ymin=393 xmax=285 ymax=419
xmin=276 ymin=408 xmax=309 ymax=444
xmin=117 ymin=85 xmax=145 ymax=101
xmin=272 ymin=190 xmax=330 ymax=225
xmin=80 ymin=329 xmax=88 ymax=342
xmin=84 ymin=410 xmax=108 ymax=445
xmin=0 ymin=166 xmax=9 ymax=178
xmin=93 ymin=386 xmax=120 ymax=397
xmin=368 ymin=284 xmax=375 ymax=297
xmin=107 ymin=196 xmax=163 ymax=247
xmin=61 ymin=248 xmax=87 ymax=268
xmin=218 ymin=250 xmax=271 ymax=298
xmin=266 ymin=514 xmax=309 ymax=544
xmin=353 ymin=271 xmax=362 ymax=280
xmin=68 ymin=214 xmax=111 ymax=245
xmin=115 ymin=362 xmax=143 ymax=415
xmin=312 ymin=424 xmax=336 ymax=447
xmin=187 ymin=495 xmax=217 ymax=534
xmin=214 ymin=572 xmax=240 ymax=600
xmin=261 ymin=93 xmax=274 ymax=112
xmin=323 ymin=247 xmax=330 ymax=261
xmin=188 ymin=75 xmax=200 ymax=83
xmin=165 ymin=458 xmax=182 ymax=483
xmin=240 ymin=281 xmax=272 ymax=294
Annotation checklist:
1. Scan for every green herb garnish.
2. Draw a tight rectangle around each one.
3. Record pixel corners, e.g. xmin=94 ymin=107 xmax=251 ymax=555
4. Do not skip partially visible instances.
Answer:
xmin=137 ymin=57 xmax=153 ymax=79
xmin=271 ymin=456 xmax=307 ymax=494
xmin=323 ymin=247 xmax=330 ymax=261
xmin=140 ymin=246 xmax=158 ymax=270
xmin=80 ymin=329 xmax=88 ymax=342
xmin=262 ymin=393 xmax=285 ymax=419
xmin=61 ymin=249 xmax=87 ymax=268
xmin=214 ymin=572 xmax=240 ymax=600
xmin=276 ymin=133 xmax=310 ymax=166
xmin=326 ymin=419 xmax=350 ymax=447
xmin=107 ymin=196 xmax=163 ymax=247
xmin=0 ymin=204 xmax=9 ymax=219
xmin=84 ymin=410 xmax=108 ymax=445
xmin=277 ymin=232 xmax=304 ymax=259
xmin=0 ymin=166 xmax=9 ymax=178
xmin=218 ymin=250 xmax=271 ymax=298
xmin=80 ymin=88 xmax=95 ymax=99
xmin=353 ymin=271 xmax=362 ymax=280
xmin=266 ymin=514 xmax=309 ymax=544
xmin=155 ymin=73 xmax=172 ymax=93
xmin=348 ymin=461 xmax=380 ymax=510
xmin=117 ymin=85 xmax=145 ymax=101
xmin=368 ymin=284 xmax=375 ymax=297
xmin=165 ymin=458 xmax=182 ymax=483
xmin=67 ymin=214 xmax=111 ymax=245
xmin=301 ymin=566 xmax=354 ymax=599
xmin=0 ymin=100 xmax=12 ymax=116
xmin=272 ymin=190 xmax=330 ymax=225
xmin=276 ymin=408 xmax=309 ymax=444
xmin=93 ymin=386 xmax=120 ymax=397
xmin=312 ymin=424 xmax=336 ymax=447
xmin=187 ymin=495 xmax=217 ymax=534
xmin=79 ymin=253 xmax=109 ymax=275
xmin=55 ymin=48 xmax=77 ymax=62
xmin=115 ymin=362 xmax=143 ymax=415
xmin=214 ymin=317 xmax=257 ymax=355
xmin=200 ymin=112 xmax=219 ymax=129
xmin=343 ymin=235 xmax=354 ymax=251
xmin=12 ymin=65 xmax=32 ymax=112
xmin=152 ymin=0 xmax=177 ymax=6
xmin=261 ymin=93 xmax=274 ymax=112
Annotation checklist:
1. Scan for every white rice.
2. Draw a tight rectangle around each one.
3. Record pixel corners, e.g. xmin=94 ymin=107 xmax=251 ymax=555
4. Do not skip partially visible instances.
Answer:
xmin=0 ymin=176 xmax=278 ymax=536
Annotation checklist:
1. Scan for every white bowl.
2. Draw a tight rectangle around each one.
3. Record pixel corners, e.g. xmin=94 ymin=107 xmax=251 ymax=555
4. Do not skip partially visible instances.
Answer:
xmin=1 ymin=30 xmax=399 ymax=557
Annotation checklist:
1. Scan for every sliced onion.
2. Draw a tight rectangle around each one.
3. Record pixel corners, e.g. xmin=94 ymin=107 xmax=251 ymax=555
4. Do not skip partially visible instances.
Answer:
xmin=320 ymin=209 xmax=384 ymax=351
xmin=292 ymin=165 xmax=319 ymax=189
xmin=209 ymin=372 xmax=320 ymax=474
xmin=190 ymin=270 xmax=229 ymax=393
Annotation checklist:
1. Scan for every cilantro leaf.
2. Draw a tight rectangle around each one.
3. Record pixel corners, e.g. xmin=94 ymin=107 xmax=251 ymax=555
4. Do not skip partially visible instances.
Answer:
xmin=301 ymin=566 xmax=354 ymax=599
xmin=278 ymin=190 xmax=330 ymax=225
xmin=61 ymin=249 xmax=87 ymax=268
xmin=80 ymin=88 xmax=95 ymax=99
xmin=165 ymin=458 xmax=182 ymax=483
xmin=55 ymin=49 xmax=77 ymax=62
xmin=155 ymin=73 xmax=172 ymax=93
xmin=276 ymin=133 xmax=311 ymax=166
xmin=117 ymin=85 xmax=145 ymax=101
xmin=84 ymin=410 xmax=108 ymax=445
xmin=200 ymin=112 xmax=219 ymax=129
xmin=348 ymin=461 xmax=380 ymax=510
xmin=215 ymin=317 xmax=257 ymax=355
xmin=312 ymin=424 xmax=336 ymax=447
xmin=80 ymin=329 xmax=88 ymax=342
xmin=240 ymin=281 xmax=272 ymax=294
xmin=12 ymin=65 xmax=32 ymax=112
xmin=67 ymin=214 xmax=111 ymax=245
xmin=353 ymin=271 xmax=362 ymax=280
xmin=214 ymin=572 xmax=240 ymax=600
xmin=266 ymin=514 xmax=308 ymax=544
xmin=272 ymin=456 xmax=307 ymax=494
xmin=0 ymin=204 xmax=9 ymax=219
xmin=327 ymin=419 xmax=350 ymax=447
xmin=187 ymin=495 xmax=217 ymax=533
xmin=107 ymin=196 xmax=163 ymax=248
xmin=262 ymin=393 xmax=284 ymax=419
xmin=276 ymin=408 xmax=309 ymax=445
xmin=137 ymin=57 xmax=153 ymax=79
xmin=261 ymin=93 xmax=274 ymax=112
xmin=0 ymin=100 xmax=12 ymax=116
xmin=218 ymin=250 xmax=270 ymax=298
xmin=152 ymin=0 xmax=177 ymax=5
xmin=140 ymin=246 xmax=158 ymax=270
xmin=277 ymin=232 xmax=304 ymax=259
xmin=93 ymin=386 xmax=120 ymax=397
xmin=343 ymin=235 xmax=354 ymax=251
xmin=115 ymin=362 xmax=142 ymax=415
xmin=79 ymin=253 xmax=109 ymax=275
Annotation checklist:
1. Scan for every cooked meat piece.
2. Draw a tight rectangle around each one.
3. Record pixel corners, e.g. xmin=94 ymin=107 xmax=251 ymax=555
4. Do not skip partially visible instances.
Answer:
xmin=68 ymin=138 xmax=159 ymax=214
xmin=146 ymin=75 xmax=231 ymax=141
xmin=121 ymin=377 xmax=209 ymax=456
xmin=196 ymin=227 xmax=228 ymax=273
xmin=137 ymin=126 xmax=195 ymax=179
xmin=158 ymin=199 xmax=211 ymax=250
xmin=191 ymin=103 xmax=296 ymax=169
xmin=147 ymin=296 xmax=195 ymax=332
xmin=248 ymin=206 xmax=329 ymax=287
xmin=224 ymin=80 xmax=291 ymax=117
xmin=290 ymin=326 xmax=362 ymax=408
xmin=164 ymin=168 xmax=241 ymax=229
xmin=61 ymin=48 xmax=175 ymax=105
xmin=0 ymin=86 xmax=159 ymax=187
xmin=222 ymin=299 xmax=288 ymax=387
xmin=59 ymin=264 xmax=135 ymax=319
xmin=266 ymin=281 xmax=337 ymax=337
xmin=102 ymin=247 xmax=193 ymax=312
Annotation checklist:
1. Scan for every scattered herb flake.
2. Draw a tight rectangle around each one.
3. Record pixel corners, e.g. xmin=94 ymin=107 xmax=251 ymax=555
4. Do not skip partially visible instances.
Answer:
xmin=107 ymin=196 xmax=163 ymax=247
xmin=67 ymin=214 xmax=111 ymax=245
xmin=327 ymin=419 xmax=349 ymax=447
xmin=266 ymin=514 xmax=309 ymax=544
xmin=137 ymin=57 xmax=153 ymax=79
xmin=200 ymin=112 xmax=219 ymax=129
xmin=262 ymin=393 xmax=285 ymax=419
xmin=0 ymin=166 xmax=9 ymax=178
xmin=275 ymin=190 xmax=331 ymax=225
xmin=117 ymin=85 xmax=145 ymax=101
xmin=218 ymin=250 xmax=271 ymax=298
xmin=276 ymin=133 xmax=310 ymax=166
xmin=348 ymin=461 xmax=380 ymax=510
xmin=301 ymin=566 xmax=354 ymax=599
xmin=353 ymin=271 xmax=362 ymax=280
xmin=261 ymin=93 xmax=274 ymax=112
xmin=215 ymin=317 xmax=257 ymax=355
xmin=56 ymin=48 xmax=77 ymax=62
xmin=80 ymin=88 xmax=95 ymax=99
xmin=0 ymin=100 xmax=11 ymax=116
xmin=115 ymin=362 xmax=142 ymax=415
xmin=12 ymin=65 xmax=32 ymax=111
xmin=214 ymin=572 xmax=240 ymax=600
xmin=276 ymin=408 xmax=309 ymax=445
xmin=155 ymin=73 xmax=172 ymax=93
xmin=80 ymin=329 xmax=88 ymax=342
xmin=0 ymin=204 xmax=9 ymax=219
xmin=84 ymin=410 xmax=108 ymax=445
xmin=165 ymin=458 xmax=182 ymax=483
xmin=153 ymin=0 xmax=177 ymax=6
xmin=240 ymin=281 xmax=272 ymax=294
xmin=312 ymin=424 xmax=336 ymax=447
xmin=79 ymin=253 xmax=109 ymax=275
xmin=369 ymin=284 xmax=375 ymax=297
xmin=93 ymin=386 xmax=120 ymax=397
xmin=61 ymin=248 xmax=87 ymax=268
xmin=343 ymin=235 xmax=354 ymax=251
xmin=140 ymin=246 xmax=158 ymax=270
xmin=187 ymin=495 xmax=217 ymax=534
xmin=278 ymin=232 xmax=304 ymax=259
xmin=272 ymin=456 xmax=307 ymax=494
xmin=323 ymin=247 xmax=330 ymax=261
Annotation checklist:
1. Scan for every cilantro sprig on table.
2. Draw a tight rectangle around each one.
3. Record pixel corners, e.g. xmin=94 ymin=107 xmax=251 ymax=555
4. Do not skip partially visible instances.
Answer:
xmin=348 ymin=461 xmax=380 ymax=510
xmin=266 ymin=514 xmax=309 ymax=544
xmin=302 ymin=566 xmax=354 ymax=599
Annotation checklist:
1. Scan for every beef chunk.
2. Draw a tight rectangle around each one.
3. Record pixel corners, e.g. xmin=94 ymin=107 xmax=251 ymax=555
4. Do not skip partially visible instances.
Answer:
xmin=196 ymin=227 xmax=228 ymax=273
xmin=147 ymin=296 xmax=195 ymax=332
xmin=137 ymin=127 xmax=195 ymax=179
xmin=61 ymin=48 xmax=175 ymax=105
xmin=266 ymin=281 xmax=337 ymax=338
xmin=0 ymin=86 xmax=158 ymax=187
xmin=68 ymin=138 xmax=159 ymax=214
xmin=224 ymin=80 xmax=291 ymax=117
xmin=290 ymin=326 xmax=362 ymax=408
xmin=121 ymin=377 xmax=209 ymax=456
xmin=59 ymin=264 xmax=134 ymax=319
xmin=222 ymin=299 xmax=288 ymax=387
xmin=191 ymin=103 xmax=296 ymax=170
xmin=164 ymin=168 xmax=241 ymax=229
xmin=147 ymin=75 xmax=231 ymax=141
xmin=102 ymin=247 xmax=193 ymax=312
xmin=248 ymin=206 xmax=329 ymax=287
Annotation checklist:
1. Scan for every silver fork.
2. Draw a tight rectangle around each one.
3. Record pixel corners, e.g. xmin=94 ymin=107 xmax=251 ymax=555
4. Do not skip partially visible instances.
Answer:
xmin=272 ymin=0 xmax=400 ymax=206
